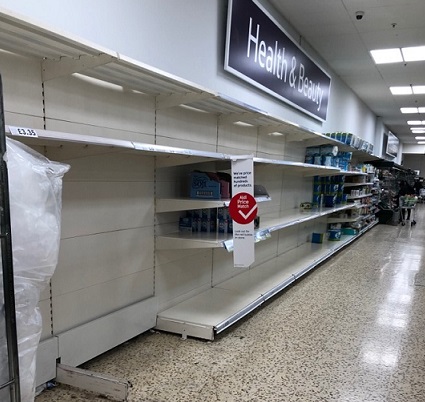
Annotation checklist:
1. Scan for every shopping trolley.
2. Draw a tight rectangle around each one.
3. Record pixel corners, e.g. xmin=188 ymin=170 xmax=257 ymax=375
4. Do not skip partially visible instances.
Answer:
xmin=419 ymin=188 xmax=425 ymax=203
xmin=399 ymin=195 xmax=417 ymax=226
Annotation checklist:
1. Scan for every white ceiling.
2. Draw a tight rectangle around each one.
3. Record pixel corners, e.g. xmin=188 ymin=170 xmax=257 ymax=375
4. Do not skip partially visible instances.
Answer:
xmin=268 ymin=0 xmax=425 ymax=144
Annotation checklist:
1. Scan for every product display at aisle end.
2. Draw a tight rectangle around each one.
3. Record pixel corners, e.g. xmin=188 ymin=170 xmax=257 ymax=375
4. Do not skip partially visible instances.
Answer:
xmin=371 ymin=161 xmax=418 ymax=226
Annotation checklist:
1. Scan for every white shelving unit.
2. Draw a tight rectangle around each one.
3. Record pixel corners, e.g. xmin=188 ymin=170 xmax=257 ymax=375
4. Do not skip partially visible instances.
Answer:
xmin=0 ymin=9 xmax=382 ymax=381
xmin=156 ymin=220 xmax=378 ymax=340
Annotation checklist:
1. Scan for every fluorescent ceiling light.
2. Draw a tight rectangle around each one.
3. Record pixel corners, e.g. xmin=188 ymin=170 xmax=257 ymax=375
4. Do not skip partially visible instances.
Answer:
xmin=408 ymin=120 xmax=424 ymax=125
xmin=390 ymin=85 xmax=425 ymax=95
xmin=417 ymin=141 xmax=425 ymax=145
xmin=390 ymin=86 xmax=412 ymax=95
xmin=371 ymin=45 xmax=425 ymax=64
xmin=401 ymin=46 xmax=425 ymax=62
xmin=401 ymin=107 xmax=419 ymax=113
xmin=413 ymin=86 xmax=425 ymax=94
xmin=419 ymin=107 xmax=425 ymax=113
xmin=412 ymin=130 xmax=425 ymax=134
xmin=370 ymin=48 xmax=403 ymax=64
xmin=415 ymin=136 xmax=425 ymax=140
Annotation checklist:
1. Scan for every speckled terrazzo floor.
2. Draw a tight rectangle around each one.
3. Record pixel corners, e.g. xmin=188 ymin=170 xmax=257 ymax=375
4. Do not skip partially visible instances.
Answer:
xmin=36 ymin=205 xmax=425 ymax=402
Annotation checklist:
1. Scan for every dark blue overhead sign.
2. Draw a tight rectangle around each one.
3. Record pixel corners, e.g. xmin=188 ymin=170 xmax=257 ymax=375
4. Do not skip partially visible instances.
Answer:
xmin=224 ymin=0 xmax=331 ymax=122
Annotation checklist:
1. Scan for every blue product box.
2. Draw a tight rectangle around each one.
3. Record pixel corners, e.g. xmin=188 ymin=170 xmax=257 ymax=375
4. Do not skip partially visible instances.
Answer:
xmin=202 ymin=209 xmax=211 ymax=220
xmin=306 ymin=146 xmax=320 ymax=156
xmin=321 ymin=145 xmax=339 ymax=156
xmin=342 ymin=227 xmax=358 ymax=235
xmin=305 ymin=154 xmax=314 ymax=164
xmin=328 ymin=229 xmax=342 ymax=241
xmin=228 ymin=219 xmax=233 ymax=234
xmin=218 ymin=218 xmax=228 ymax=233
xmin=201 ymin=218 xmax=208 ymax=233
xmin=179 ymin=216 xmax=193 ymax=233
xmin=324 ymin=194 xmax=336 ymax=207
xmin=312 ymin=193 xmax=321 ymax=206
xmin=345 ymin=133 xmax=353 ymax=146
xmin=190 ymin=171 xmax=221 ymax=199
xmin=192 ymin=209 xmax=202 ymax=232
xmin=313 ymin=155 xmax=322 ymax=165
xmin=323 ymin=155 xmax=332 ymax=166
xmin=217 ymin=207 xmax=226 ymax=220
xmin=312 ymin=233 xmax=324 ymax=243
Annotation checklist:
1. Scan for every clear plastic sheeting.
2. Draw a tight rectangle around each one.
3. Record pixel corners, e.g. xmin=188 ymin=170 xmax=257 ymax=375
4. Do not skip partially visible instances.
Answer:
xmin=0 ymin=138 xmax=69 ymax=402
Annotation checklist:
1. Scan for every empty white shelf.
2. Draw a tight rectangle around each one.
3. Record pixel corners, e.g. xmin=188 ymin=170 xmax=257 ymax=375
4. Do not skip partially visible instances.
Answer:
xmin=156 ymin=204 xmax=356 ymax=250
xmin=344 ymin=182 xmax=374 ymax=187
xmin=156 ymin=220 xmax=378 ymax=340
xmin=347 ymin=193 xmax=373 ymax=200
xmin=156 ymin=195 xmax=271 ymax=213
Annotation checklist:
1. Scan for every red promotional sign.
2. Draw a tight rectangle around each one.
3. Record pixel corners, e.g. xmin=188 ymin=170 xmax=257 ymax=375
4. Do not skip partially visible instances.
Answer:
xmin=229 ymin=192 xmax=257 ymax=224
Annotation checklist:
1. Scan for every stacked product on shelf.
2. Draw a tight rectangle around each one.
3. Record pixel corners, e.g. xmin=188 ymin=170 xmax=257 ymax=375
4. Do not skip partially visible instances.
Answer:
xmin=305 ymin=144 xmax=338 ymax=166
xmin=181 ymin=170 xmax=263 ymax=236
xmin=312 ymin=175 xmax=347 ymax=207
xmin=179 ymin=208 xmax=230 ymax=234
xmin=189 ymin=171 xmax=231 ymax=200
xmin=323 ymin=132 xmax=374 ymax=155
xmin=343 ymin=166 xmax=378 ymax=229
xmin=305 ymin=145 xmax=352 ymax=171
xmin=179 ymin=207 xmax=261 ymax=235
xmin=312 ymin=163 xmax=378 ymax=242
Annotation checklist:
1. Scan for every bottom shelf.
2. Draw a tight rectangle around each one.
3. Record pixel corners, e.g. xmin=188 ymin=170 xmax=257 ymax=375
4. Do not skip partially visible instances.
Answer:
xmin=155 ymin=221 xmax=378 ymax=340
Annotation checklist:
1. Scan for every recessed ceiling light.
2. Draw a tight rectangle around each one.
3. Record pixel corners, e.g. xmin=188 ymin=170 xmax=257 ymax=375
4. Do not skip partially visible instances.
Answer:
xmin=417 ymin=141 xmax=425 ymax=145
xmin=413 ymin=86 xmax=425 ymax=94
xmin=412 ymin=129 xmax=425 ymax=134
xmin=390 ymin=86 xmax=412 ymax=95
xmin=401 ymin=107 xmax=419 ymax=113
xmin=401 ymin=46 xmax=425 ymax=62
xmin=408 ymin=120 xmax=424 ymax=125
xmin=370 ymin=48 xmax=403 ymax=64
xmin=371 ymin=45 xmax=425 ymax=64
xmin=415 ymin=136 xmax=425 ymax=140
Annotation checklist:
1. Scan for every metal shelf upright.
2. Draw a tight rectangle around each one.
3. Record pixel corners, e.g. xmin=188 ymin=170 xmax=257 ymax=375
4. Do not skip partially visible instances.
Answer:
xmin=0 ymin=75 xmax=21 ymax=401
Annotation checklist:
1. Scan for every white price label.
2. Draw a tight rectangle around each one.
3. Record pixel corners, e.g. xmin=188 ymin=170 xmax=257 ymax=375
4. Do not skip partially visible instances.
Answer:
xmin=8 ymin=126 xmax=38 ymax=138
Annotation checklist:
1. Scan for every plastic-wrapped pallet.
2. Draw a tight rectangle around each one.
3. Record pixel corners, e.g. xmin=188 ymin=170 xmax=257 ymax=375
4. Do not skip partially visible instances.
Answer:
xmin=0 ymin=138 xmax=69 ymax=402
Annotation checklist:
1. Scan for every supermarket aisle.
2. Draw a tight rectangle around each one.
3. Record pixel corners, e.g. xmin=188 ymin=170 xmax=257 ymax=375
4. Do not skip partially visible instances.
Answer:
xmin=36 ymin=206 xmax=425 ymax=402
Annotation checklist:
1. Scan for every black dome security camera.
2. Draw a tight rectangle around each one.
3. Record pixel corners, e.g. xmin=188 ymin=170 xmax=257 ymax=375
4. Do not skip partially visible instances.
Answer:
xmin=355 ymin=11 xmax=365 ymax=20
